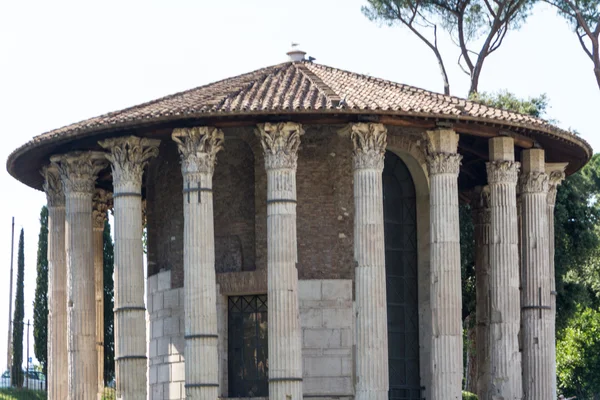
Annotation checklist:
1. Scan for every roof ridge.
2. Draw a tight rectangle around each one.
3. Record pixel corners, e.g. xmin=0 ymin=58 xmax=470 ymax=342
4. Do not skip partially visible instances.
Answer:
xmin=294 ymin=63 xmax=341 ymax=107
xmin=213 ymin=63 xmax=292 ymax=111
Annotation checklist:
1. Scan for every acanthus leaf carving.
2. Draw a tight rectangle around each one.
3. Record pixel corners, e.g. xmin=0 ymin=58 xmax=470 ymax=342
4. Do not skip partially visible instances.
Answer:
xmin=93 ymin=189 xmax=113 ymax=230
xmin=349 ymin=123 xmax=387 ymax=170
xmin=50 ymin=151 xmax=107 ymax=195
xmin=172 ymin=126 xmax=224 ymax=178
xmin=41 ymin=164 xmax=65 ymax=207
xmin=99 ymin=136 xmax=161 ymax=190
xmin=255 ymin=122 xmax=304 ymax=170
xmin=426 ymin=152 xmax=462 ymax=176
xmin=547 ymin=169 xmax=566 ymax=206
xmin=520 ymin=171 xmax=549 ymax=194
xmin=486 ymin=160 xmax=520 ymax=184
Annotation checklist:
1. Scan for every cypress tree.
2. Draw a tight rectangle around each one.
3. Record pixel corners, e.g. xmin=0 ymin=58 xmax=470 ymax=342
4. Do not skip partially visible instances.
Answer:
xmin=33 ymin=206 xmax=48 ymax=377
xmin=11 ymin=229 xmax=25 ymax=387
xmin=103 ymin=219 xmax=115 ymax=383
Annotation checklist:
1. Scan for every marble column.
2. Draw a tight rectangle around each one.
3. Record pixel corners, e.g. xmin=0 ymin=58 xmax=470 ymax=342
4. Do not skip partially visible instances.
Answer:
xmin=472 ymin=186 xmax=491 ymax=400
xmin=99 ymin=136 xmax=160 ymax=400
xmin=350 ymin=123 xmax=389 ymax=400
xmin=51 ymin=152 xmax=106 ymax=399
xmin=172 ymin=126 xmax=223 ymax=400
xmin=424 ymin=129 xmax=463 ymax=400
xmin=256 ymin=122 xmax=304 ymax=400
xmin=92 ymin=189 xmax=111 ymax=399
xmin=546 ymin=163 xmax=567 ymax=400
xmin=42 ymin=165 xmax=68 ymax=400
xmin=520 ymin=148 xmax=551 ymax=399
xmin=485 ymin=136 xmax=522 ymax=400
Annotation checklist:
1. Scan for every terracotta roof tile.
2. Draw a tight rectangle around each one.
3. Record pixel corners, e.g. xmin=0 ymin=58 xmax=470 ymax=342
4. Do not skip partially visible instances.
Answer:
xmin=7 ymin=60 xmax=592 ymax=190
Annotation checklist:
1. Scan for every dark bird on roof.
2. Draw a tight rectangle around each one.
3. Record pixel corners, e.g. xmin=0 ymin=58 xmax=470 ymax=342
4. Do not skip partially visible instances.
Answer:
xmin=307 ymin=56 xmax=316 ymax=63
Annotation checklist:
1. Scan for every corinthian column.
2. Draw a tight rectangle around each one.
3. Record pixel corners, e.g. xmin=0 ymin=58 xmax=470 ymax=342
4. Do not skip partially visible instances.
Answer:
xmin=546 ymin=163 xmax=567 ymax=400
xmin=256 ymin=122 xmax=304 ymax=400
xmin=42 ymin=165 xmax=68 ymax=400
xmin=424 ymin=129 xmax=463 ymax=400
xmin=520 ymin=149 xmax=551 ymax=399
xmin=349 ymin=123 xmax=388 ymax=400
xmin=99 ymin=136 xmax=160 ymax=400
xmin=93 ymin=189 xmax=111 ymax=400
xmin=485 ymin=137 xmax=522 ymax=400
xmin=172 ymin=126 xmax=223 ymax=400
xmin=51 ymin=152 xmax=106 ymax=400
xmin=472 ymin=186 xmax=491 ymax=400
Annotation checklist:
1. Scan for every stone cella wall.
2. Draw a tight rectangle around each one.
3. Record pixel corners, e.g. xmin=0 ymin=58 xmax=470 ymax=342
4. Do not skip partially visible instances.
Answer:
xmin=147 ymin=270 xmax=354 ymax=400
xmin=147 ymin=270 xmax=185 ymax=400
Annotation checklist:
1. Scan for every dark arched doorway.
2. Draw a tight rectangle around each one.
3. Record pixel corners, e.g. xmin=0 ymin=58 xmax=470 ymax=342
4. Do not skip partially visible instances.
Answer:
xmin=383 ymin=151 xmax=421 ymax=400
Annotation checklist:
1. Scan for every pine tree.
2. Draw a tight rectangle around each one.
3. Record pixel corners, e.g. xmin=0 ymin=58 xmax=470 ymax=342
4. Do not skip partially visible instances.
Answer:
xmin=11 ymin=229 xmax=25 ymax=387
xmin=33 ymin=206 xmax=48 ymax=377
xmin=103 ymin=219 xmax=115 ymax=383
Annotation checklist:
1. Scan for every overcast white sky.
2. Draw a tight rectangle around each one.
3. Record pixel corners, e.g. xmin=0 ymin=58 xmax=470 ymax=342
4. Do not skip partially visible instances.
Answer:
xmin=0 ymin=0 xmax=598 ymax=369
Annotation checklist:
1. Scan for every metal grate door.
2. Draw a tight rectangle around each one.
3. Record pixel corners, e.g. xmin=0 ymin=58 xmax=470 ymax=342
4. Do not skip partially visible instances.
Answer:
xmin=228 ymin=295 xmax=268 ymax=397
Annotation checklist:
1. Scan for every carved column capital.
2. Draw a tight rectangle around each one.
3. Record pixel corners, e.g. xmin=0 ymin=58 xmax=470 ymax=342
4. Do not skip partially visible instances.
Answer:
xmin=486 ymin=160 xmax=520 ymax=184
xmin=472 ymin=186 xmax=491 ymax=225
xmin=546 ymin=165 xmax=567 ymax=207
xmin=349 ymin=123 xmax=387 ymax=170
xmin=93 ymin=189 xmax=112 ymax=231
xmin=41 ymin=164 xmax=65 ymax=207
xmin=426 ymin=153 xmax=462 ymax=175
xmin=50 ymin=151 xmax=107 ymax=195
xmin=520 ymin=171 xmax=549 ymax=194
xmin=172 ymin=126 xmax=224 ymax=177
xmin=255 ymin=122 xmax=304 ymax=170
xmin=99 ymin=136 xmax=160 ymax=190
xmin=421 ymin=128 xmax=462 ymax=176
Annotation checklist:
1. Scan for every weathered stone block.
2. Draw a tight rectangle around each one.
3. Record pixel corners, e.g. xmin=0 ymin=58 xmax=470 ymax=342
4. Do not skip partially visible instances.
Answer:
xmin=304 ymin=329 xmax=341 ymax=348
xmin=489 ymin=136 xmax=515 ymax=161
xmin=322 ymin=308 xmax=352 ymax=329
xmin=304 ymin=356 xmax=342 ymax=377
xmin=299 ymin=280 xmax=322 ymax=301
xmin=300 ymin=308 xmax=323 ymax=328
xmin=321 ymin=280 xmax=352 ymax=301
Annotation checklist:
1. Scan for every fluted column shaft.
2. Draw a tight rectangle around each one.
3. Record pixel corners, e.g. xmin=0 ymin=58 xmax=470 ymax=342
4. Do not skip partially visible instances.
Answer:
xmin=425 ymin=129 xmax=463 ymax=400
xmin=92 ymin=190 xmax=111 ymax=400
xmin=172 ymin=127 xmax=223 ymax=400
xmin=51 ymin=152 xmax=106 ymax=400
xmin=257 ymin=122 xmax=304 ymax=400
xmin=485 ymin=137 xmax=523 ymax=400
xmin=520 ymin=149 xmax=550 ymax=400
xmin=100 ymin=137 xmax=160 ymax=400
xmin=473 ymin=187 xmax=491 ymax=400
xmin=43 ymin=166 xmax=68 ymax=400
xmin=350 ymin=123 xmax=388 ymax=400
xmin=546 ymin=164 xmax=566 ymax=400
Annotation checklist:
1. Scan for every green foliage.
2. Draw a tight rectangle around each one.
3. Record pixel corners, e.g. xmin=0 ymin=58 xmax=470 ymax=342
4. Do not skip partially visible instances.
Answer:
xmin=462 ymin=391 xmax=478 ymax=400
xmin=103 ymin=220 xmax=115 ymax=383
xmin=460 ymin=203 xmax=476 ymax=320
xmin=557 ymin=306 xmax=600 ymax=398
xmin=11 ymin=229 xmax=25 ymax=388
xmin=554 ymin=154 xmax=600 ymax=329
xmin=0 ymin=388 xmax=47 ymax=399
xmin=547 ymin=0 xmax=599 ymax=31
xmin=469 ymin=91 xmax=550 ymax=118
xmin=33 ymin=206 xmax=48 ymax=375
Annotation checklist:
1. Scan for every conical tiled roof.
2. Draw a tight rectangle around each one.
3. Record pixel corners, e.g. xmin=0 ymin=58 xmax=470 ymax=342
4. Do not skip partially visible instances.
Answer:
xmin=6 ymin=60 xmax=592 ymax=190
